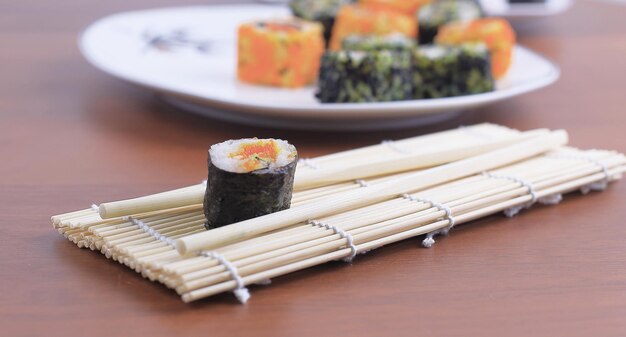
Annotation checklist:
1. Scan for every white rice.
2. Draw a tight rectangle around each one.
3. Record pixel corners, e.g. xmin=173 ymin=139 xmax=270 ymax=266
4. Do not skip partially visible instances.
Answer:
xmin=420 ymin=45 xmax=447 ymax=59
xmin=210 ymin=138 xmax=297 ymax=173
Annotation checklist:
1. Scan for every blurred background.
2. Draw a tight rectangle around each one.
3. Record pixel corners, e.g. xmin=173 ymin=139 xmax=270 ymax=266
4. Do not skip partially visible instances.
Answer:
xmin=2 ymin=0 xmax=625 ymax=189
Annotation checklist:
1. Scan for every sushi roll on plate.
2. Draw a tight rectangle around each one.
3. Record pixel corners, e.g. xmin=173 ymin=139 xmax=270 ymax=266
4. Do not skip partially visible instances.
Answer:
xmin=204 ymin=139 xmax=298 ymax=230
xmin=316 ymin=50 xmax=413 ymax=103
xmin=237 ymin=18 xmax=324 ymax=88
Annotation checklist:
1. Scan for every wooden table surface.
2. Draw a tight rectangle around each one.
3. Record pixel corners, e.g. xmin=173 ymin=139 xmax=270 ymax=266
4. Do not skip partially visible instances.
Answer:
xmin=2 ymin=1 xmax=626 ymax=336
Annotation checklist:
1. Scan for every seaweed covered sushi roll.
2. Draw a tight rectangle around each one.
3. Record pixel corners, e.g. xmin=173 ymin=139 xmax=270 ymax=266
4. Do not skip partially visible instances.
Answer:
xmin=417 ymin=0 xmax=483 ymax=45
xmin=412 ymin=43 xmax=494 ymax=99
xmin=204 ymin=139 xmax=298 ymax=230
xmin=237 ymin=18 xmax=324 ymax=88
xmin=289 ymin=0 xmax=352 ymax=45
xmin=341 ymin=34 xmax=417 ymax=52
xmin=316 ymin=50 xmax=413 ymax=103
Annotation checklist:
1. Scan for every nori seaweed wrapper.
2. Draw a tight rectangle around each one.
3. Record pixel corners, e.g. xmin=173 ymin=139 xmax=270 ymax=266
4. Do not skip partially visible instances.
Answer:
xmin=341 ymin=34 xmax=417 ymax=52
xmin=417 ymin=0 xmax=483 ymax=45
xmin=203 ymin=152 xmax=298 ymax=230
xmin=289 ymin=0 xmax=352 ymax=45
xmin=316 ymin=50 xmax=413 ymax=103
xmin=412 ymin=44 xmax=494 ymax=99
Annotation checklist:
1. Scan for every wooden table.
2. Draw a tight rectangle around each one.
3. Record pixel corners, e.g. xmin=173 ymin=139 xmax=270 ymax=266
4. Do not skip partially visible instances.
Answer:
xmin=2 ymin=1 xmax=625 ymax=336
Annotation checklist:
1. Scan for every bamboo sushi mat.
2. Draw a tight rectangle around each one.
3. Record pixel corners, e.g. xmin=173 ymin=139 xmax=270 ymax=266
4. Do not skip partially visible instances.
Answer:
xmin=51 ymin=125 xmax=626 ymax=303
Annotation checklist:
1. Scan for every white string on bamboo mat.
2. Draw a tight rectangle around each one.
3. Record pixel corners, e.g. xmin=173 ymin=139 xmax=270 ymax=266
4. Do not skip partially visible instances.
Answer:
xmin=299 ymin=158 xmax=321 ymax=170
xmin=482 ymin=171 xmax=545 ymax=217
xmin=381 ymin=140 xmax=411 ymax=155
xmin=90 ymin=204 xmax=99 ymax=212
xmin=402 ymin=194 xmax=456 ymax=248
xmin=547 ymin=154 xmax=611 ymax=194
xmin=129 ymin=217 xmax=176 ymax=247
xmin=125 ymin=205 xmax=260 ymax=303
xmin=537 ymin=193 xmax=563 ymax=205
xmin=199 ymin=251 xmax=250 ymax=303
xmin=354 ymin=179 xmax=370 ymax=188
xmin=308 ymin=220 xmax=358 ymax=262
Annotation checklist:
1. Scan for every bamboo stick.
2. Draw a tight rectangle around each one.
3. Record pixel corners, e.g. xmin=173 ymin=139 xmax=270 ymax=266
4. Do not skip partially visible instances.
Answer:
xmin=300 ymin=124 xmax=515 ymax=167
xmin=293 ymin=129 xmax=548 ymax=190
xmin=98 ymin=186 xmax=206 ymax=219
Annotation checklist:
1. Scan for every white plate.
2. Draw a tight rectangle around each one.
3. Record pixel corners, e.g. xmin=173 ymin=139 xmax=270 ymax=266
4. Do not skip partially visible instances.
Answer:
xmin=79 ymin=4 xmax=560 ymax=130
xmin=481 ymin=0 xmax=573 ymax=19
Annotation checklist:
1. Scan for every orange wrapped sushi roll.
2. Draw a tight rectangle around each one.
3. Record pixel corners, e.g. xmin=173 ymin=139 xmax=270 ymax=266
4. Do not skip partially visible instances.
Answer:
xmin=237 ymin=18 xmax=324 ymax=88
xmin=359 ymin=0 xmax=432 ymax=16
xmin=436 ymin=18 xmax=515 ymax=79
xmin=329 ymin=5 xmax=417 ymax=50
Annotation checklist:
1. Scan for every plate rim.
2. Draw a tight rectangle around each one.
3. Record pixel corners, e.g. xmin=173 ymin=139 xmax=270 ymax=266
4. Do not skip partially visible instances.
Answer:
xmin=484 ymin=0 xmax=574 ymax=18
xmin=78 ymin=4 xmax=561 ymax=120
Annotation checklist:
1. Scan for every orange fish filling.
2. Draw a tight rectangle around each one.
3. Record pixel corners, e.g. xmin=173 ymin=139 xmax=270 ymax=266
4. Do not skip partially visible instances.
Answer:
xmin=229 ymin=140 xmax=280 ymax=172
xmin=264 ymin=23 xmax=301 ymax=33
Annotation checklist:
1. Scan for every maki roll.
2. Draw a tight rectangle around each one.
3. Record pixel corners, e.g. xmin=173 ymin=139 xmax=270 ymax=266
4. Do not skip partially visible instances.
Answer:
xmin=359 ymin=0 xmax=432 ymax=16
xmin=237 ymin=18 xmax=324 ymax=88
xmin=329 ymin=4 xmax=417 ymax=50
xmin=204 ymin=139 xmax=298 ymax=230
xmin=412 ymin=44 xmax=494 ymax=99
xmin=316 ymin=50 xmax=413 ymax=103
xmin=341 ymin=34 xmax=417 ymax=52
xmin=435 ymin=18 xmax=516 ymax=79
xmin=417 ymin=0 xmax=483 ymax=45
xmin=289 ymin=0 xmax=352 ymax=46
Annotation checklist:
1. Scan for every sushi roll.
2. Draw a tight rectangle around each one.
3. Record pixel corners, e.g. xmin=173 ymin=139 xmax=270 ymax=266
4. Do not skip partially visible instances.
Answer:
xmin=204 ymin=139 xmax=298 ymax=230
xmin=341 ymin=34 xmax=417 ymax=52
xmin=316 ymin=50 xmax=413 ymax=103
xmin=289 ymin=0 xmax=353 ymax=45
xmin=237 ymin=18 xmax=324 ymax=88
xmin=417 ymin=0 xmax=483 ymax=45
xmin=435 ymin=18 xmax=516 ymax=79
xmin=358 ymin=0 xmax=432 ymax=16
xmin=412 ymin=44 xmax=494 ymax=99
xmin=329 ymin=4 xmax=417 ymax=50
